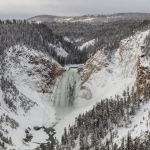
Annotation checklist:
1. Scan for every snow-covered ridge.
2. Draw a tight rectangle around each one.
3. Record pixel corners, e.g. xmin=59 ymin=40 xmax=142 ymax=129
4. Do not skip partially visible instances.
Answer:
xmin=49 ymin=43 xmax=68 ymax=57
xmin=56 ymin=17 xmax=96 ymax=23
xmin=81 ymin=30 xmax=150 ymax=96
xmin=79 ymin=39 xmax=97 ymax=51
xmin=78 ymin=29 xmax=150 ymax=146
xmin=63 ymin=36 xmax=73 ymax=43
xmin=4 ymin=45 xmax=62 ymax=92
xmin=81 ymin=49 xmax=108 ymax=84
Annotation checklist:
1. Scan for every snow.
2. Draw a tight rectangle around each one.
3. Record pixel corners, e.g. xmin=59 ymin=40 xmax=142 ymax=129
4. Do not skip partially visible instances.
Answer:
xmin=84 ymin=30 xmax=150 ymax=100
xmin=16 ymin=85 xmax=56 ymax=127
xmin=54 ymin=30 xmax=150 ymax=142
xmin=64 ymin=36 xmax=73 ymax=43
xmin=71 ymin=18 xmax=95 ymax=23
xmin=0 ymin=29 xmax=150 ymax=149
xmin=56 ymin=17 xmax=96 ymax=23
xmin=54 ymin=100 xmax=95 ymax=141
xmin=56 ymin=18 xmax=73 ymax=23
xmin=1 ymin=44 xmax=58 ymax=149
xmin=83 ymin=18 xmax=95 ymax=22
xmin=31 ymin=129 xmax=49 ymax=144
xmin=7 ymin=93 xmax=54 ymax=149
xmin=75 ymin=38 xmax=83 ymax=43
xmin=79 ymin=39 xmax=96 ymax=51
xmin=63 ymin=18 xmax=72 ymax=21
xmin=64 ymin=64 xmax=84 ymax=70
xmin=110 ymin=100 xmax=150 ymax=146
xmin=49 ymin=43 xmax=68 ymax=57
xmin=36 ymin=21 xmax=42 ymax=24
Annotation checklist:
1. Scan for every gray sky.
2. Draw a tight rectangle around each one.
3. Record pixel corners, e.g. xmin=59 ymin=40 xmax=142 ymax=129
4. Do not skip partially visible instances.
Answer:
xmin=0 ymin=0 xmax=150 ymax=19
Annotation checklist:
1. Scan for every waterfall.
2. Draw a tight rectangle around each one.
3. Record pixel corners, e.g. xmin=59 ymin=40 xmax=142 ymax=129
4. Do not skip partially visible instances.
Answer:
xmin=53 ymin=69 xmax=80 ymax=107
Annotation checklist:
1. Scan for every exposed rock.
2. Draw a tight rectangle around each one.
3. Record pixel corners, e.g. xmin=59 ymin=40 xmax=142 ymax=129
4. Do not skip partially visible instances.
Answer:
xmin=81 ymin=50 xmax=108 ymax=85
xmin=54 ymin=67 xmax=66 ymax=77
xmin=136 ymin=58 xmax=150 ymax=95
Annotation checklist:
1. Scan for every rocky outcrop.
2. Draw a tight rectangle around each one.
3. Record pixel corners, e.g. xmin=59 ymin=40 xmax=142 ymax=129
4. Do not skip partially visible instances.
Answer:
xmin=137 ymin=66 xmax=150 ymax=95
xmin=136 ymin=54 xmax=150 ymax=95
xmin=81 ymin=50 xmax=108 ymax=85
xmin=80 ymin=30 xmax=150 ymax=98
xmin=53 ymin=67 xmax=66 ymax=78
xmin=3 ymin=45 xmax=66 ymax=94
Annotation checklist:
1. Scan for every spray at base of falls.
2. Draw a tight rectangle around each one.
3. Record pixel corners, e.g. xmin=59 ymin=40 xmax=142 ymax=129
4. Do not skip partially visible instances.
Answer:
xmin=53 ymin=69 xmax=80 ymax=107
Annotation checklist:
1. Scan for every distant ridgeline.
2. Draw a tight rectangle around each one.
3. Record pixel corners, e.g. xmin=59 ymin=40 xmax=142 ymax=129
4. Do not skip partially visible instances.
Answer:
xmin=0 ymin=20 xmax=88 ymax=65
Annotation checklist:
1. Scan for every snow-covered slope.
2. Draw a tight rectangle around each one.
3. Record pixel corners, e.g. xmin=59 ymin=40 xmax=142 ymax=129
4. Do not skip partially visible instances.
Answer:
xmin=79 ymin=39 xmax=97 ymax=51
xmin=0 ymin=44 xmax=65 ymax=149
xmin=49 ymin=43 xmax=68 ymax=58
xmin=81 ymin=30 xmax=150 ymax=99
xmin=28 ymin=15 xmax=97 ymax=24
xmin=54 ymin=29 xmax=150 ymax=144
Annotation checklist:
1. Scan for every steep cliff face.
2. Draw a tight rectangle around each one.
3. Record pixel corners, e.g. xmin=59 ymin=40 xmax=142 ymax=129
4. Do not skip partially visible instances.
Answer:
xmin=2 ymin=45 xmax=65 ymax=93
xmin=136 ymin=45 xmax=150 ymax=95
xmin=0 ymin=44 xmax=65 ymax=149
xmin=81 ymin=30 xmax=150 ymax=98
xmin=118 ymin=31 xmax=150 ymax=96
xmin=54 ymin=30 xmax=150 ymax=143
xmin=54 ymin=29 xmax=150 ymax=150
xmin=81 ymin=50 xmax=108 ymax=85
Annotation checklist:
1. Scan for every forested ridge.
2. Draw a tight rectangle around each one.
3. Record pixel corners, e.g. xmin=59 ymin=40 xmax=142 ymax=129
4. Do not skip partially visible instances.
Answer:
xmin=0 ymin=20 xmax=87 ymax=65
xmin=54 ymin=85 xmax=150 ymax=150
xmin=1 ymin=19 xmax=150 ymax=66
xmin=48 ymin=20 xmax=150 ymax=58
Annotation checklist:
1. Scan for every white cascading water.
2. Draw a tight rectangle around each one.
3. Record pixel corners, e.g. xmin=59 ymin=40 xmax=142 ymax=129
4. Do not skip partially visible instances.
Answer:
xmin=53 ymin=68 xmax=80 ymax=107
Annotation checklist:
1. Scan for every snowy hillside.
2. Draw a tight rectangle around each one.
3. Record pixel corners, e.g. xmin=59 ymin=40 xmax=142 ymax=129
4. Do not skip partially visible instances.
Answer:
xmin=54 ymin=29 xmax=150 ymax=149
xmin=81 ymin=30 xmax=150 ymax=99
xmin=0 ymin=44 xmax=66 ymax=149
xmin=79 ymin=39 xmax=97 ymax=51
xmin=48 ymin=43 xmax=68 ymax=58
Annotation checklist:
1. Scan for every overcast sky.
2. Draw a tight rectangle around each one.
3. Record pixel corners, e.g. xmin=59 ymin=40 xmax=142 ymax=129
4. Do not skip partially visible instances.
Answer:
xmin=0 ymin=0 xmax=150 ymax=19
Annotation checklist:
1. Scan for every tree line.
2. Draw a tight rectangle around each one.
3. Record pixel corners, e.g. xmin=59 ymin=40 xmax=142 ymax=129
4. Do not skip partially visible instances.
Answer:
xmin=0 ymin=20 xmax=88 ymax=66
